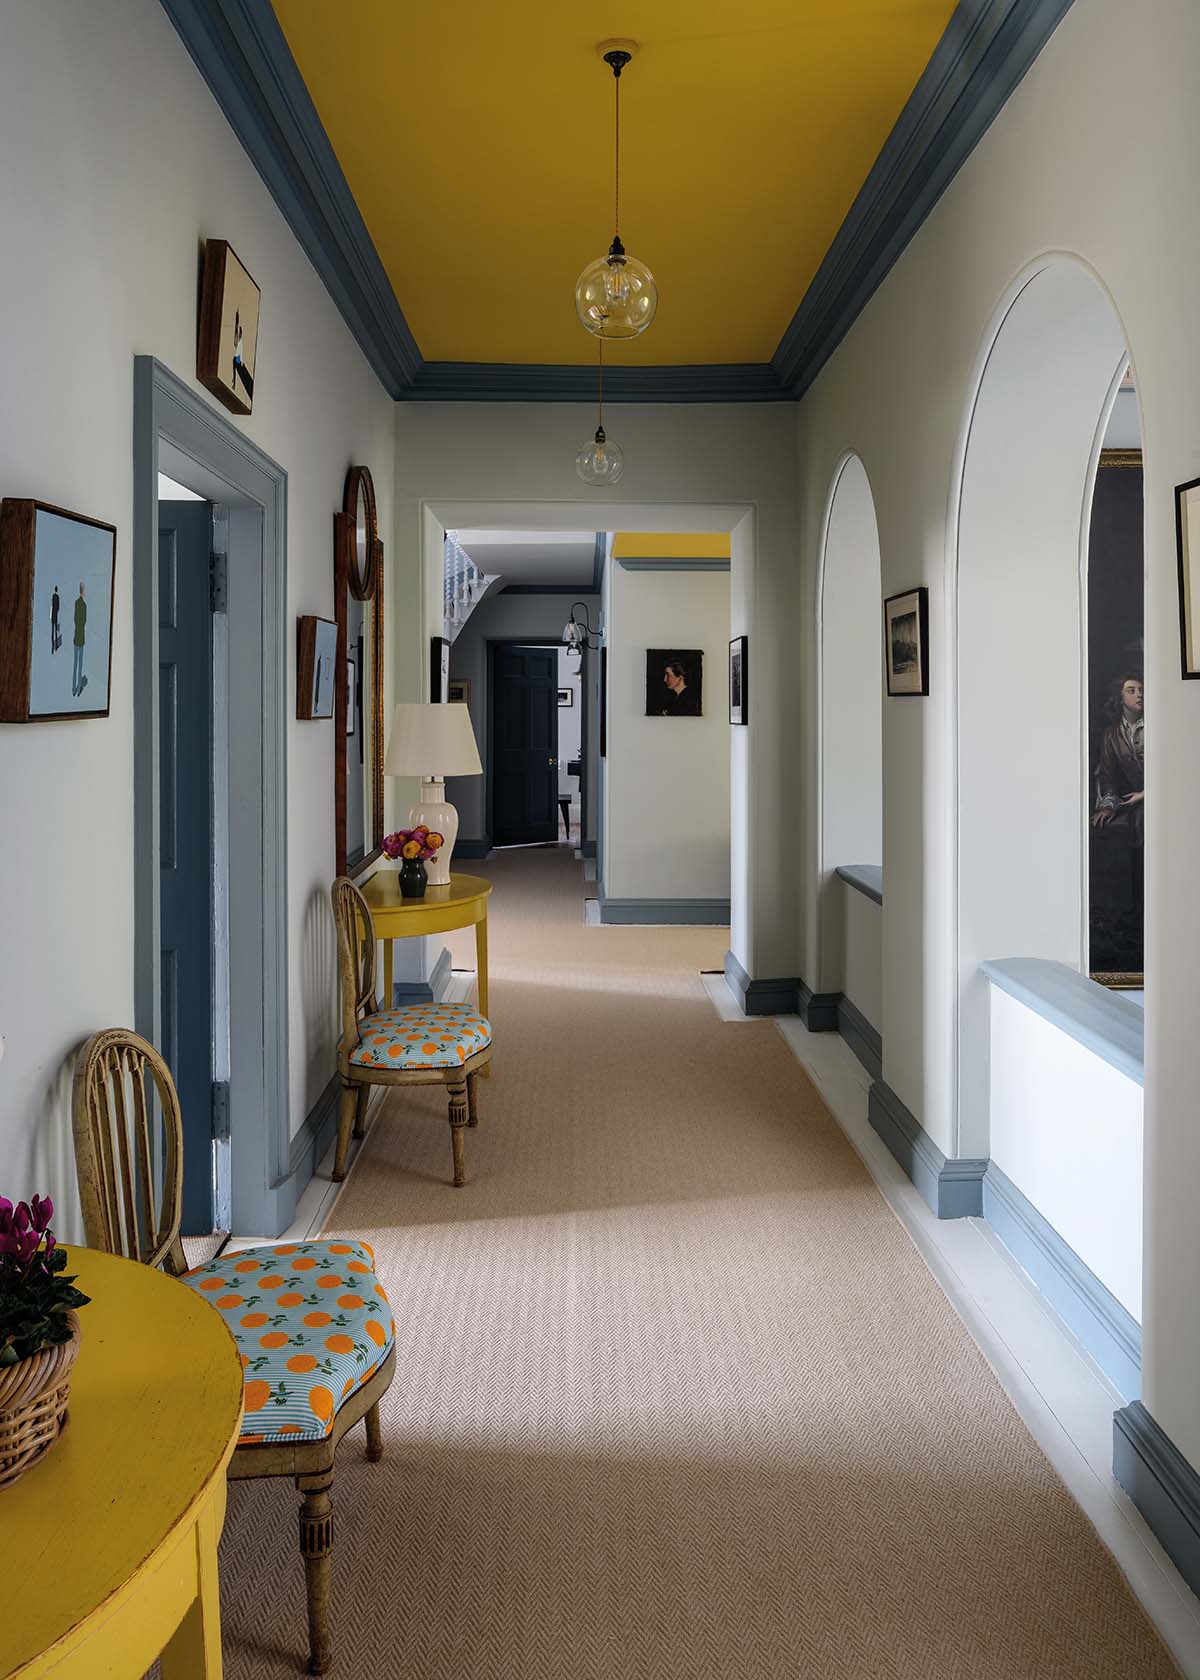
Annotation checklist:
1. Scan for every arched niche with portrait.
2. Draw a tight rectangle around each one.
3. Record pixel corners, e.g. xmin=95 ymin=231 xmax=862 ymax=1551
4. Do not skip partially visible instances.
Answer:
xmin=335 ymin=465 xmax=384 ymax=876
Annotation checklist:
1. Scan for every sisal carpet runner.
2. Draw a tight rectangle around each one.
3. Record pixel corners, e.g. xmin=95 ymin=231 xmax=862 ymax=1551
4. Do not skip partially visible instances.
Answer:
xmin=216 ymin=846 xmax=1178 ymax=1678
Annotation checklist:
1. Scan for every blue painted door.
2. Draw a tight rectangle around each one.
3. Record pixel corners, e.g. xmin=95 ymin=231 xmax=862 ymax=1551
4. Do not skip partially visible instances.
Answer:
xmin=492 ymin=645 xmax=559 ymax=845
xmin=158 ymin=501 xmax=218 ymax=1234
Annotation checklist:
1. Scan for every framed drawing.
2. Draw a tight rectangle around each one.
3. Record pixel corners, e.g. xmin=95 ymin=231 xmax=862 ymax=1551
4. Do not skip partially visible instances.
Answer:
xmin=296 ymin=615 xmax=337 ymax=720
xmin=729 ymin=635 xmax=748 ymax=725
xmin=431 ymin=635 xmax=450 ymax=703
xmin=646 ymin=648 xmax=703 ymax=717
xmin=197 ymin=239 xmax=260 ymax=417
xmin=0 ymin=499 xmax=117 ymax=722
xmin=883 ymin=588 xmax=929 ymax=697
xmin=1176 ymin=475 xmax=1200 ymax=676
xmin=448 ymin=677 xmax=471 ymax=706
xmin=557 ymin=687 xmax=574 ymax=707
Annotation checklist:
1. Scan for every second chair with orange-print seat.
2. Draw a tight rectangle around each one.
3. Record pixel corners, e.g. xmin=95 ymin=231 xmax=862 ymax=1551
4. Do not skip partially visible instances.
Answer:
xmin=71 ymin=1028 xmax=395 ymax=1676
xmin=330 ymin=874 xmax=493 ymax=1188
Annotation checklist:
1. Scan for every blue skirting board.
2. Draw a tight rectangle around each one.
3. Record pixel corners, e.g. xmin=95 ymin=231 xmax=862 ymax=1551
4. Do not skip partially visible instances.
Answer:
xmin=1114 ymin=1402 xmax=1200 ymax=1599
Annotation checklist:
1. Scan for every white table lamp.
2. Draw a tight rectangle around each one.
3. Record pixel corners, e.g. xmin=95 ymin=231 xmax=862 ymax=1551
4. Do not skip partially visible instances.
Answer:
xmin=384 ymin=702 xmax=483 ymax=885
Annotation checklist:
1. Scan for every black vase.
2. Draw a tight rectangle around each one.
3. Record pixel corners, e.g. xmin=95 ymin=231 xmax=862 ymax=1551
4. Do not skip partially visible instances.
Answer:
xmin=398 ymin=857 xmax=428 ymax=899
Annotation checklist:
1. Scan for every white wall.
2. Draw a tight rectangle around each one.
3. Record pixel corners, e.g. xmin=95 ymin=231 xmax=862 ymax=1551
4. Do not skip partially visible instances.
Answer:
xmin=989 ymin=987 xmax=1142 ymax=1319
xmin=792 ymin=0 xmax=1200 ymax=1466
xmin=604 ymin=567 xmax=731 ymax=903
xmin=842 ymin=887 xmax=883 ymax=1032
xmin=0 ymin=0 xmax=395 ymax=1226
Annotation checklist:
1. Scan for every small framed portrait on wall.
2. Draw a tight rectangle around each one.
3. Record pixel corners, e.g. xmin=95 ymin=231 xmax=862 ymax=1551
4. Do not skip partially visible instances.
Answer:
xmin=197 ymin=239 xmax=261 ymax=417
xmin=431 ymin=635 xmax=450 ymax=703
xmin=296 ymin=615 xmax=337 ymax=720
xmin=883 ymin=588 xmax=929 ymax=697
xmin=728 ymin=635 xmax=748 ymax=724
xmin=1176 ymin=475 xmax=1200 ymax=676
xmin=448 ymin=677 xmax=471 ymax=706
xmin=646 ymin=648 xmax=703 ymax=717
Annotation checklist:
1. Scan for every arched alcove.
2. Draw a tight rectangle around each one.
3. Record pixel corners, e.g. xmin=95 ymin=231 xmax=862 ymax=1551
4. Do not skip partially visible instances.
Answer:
xmin=818 ymin=453 xmax=883 ymax=997
xmin=954 ymin=259 xmax=1134 ymax=1158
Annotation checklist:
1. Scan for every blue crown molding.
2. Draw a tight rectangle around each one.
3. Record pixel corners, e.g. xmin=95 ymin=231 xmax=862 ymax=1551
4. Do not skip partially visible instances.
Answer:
xmin=773 ymin=0 xmax=1075 ymax=397
xmin=616 ymin=558 xmax=731 ymax=572
xmin=161 ymin=0 xmax=1074 ymax=405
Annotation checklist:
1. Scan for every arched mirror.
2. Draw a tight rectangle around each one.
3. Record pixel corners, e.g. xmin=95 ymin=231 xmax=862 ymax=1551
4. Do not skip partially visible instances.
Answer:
xmin=335 ymin=465 xmax=384 ymax=875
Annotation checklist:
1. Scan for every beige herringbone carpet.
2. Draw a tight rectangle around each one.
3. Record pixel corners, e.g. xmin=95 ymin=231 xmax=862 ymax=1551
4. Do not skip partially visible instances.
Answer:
xmin=217 ymin=847 xmax=1178 ymax=1678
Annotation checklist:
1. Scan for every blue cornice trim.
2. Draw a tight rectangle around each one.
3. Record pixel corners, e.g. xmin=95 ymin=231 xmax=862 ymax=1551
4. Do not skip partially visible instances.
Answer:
xmin=773 ymin=0 xmax=1076 ymax=397
xmin=160 ymin=0 xmax=421 ymax=395
xmin=616 ymin=558 xmax=731 ymax=573
xmin=868 ymin=1079 xmax=987 ymax=1218
xmin=1114 ymin=1403 xmax=1200 ymax=1600
xmin=836 ymin=863 xmax=883 ymax=905
xmin=406 ymin=362 xmax=789 ymax=403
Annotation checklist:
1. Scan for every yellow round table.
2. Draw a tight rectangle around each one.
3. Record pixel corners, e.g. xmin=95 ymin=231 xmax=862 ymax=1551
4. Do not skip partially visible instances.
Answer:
xmin=2 ymin=1247 xmax=244 ymax=1679
xmin=360 ymin=869 xmax=492 ymax=1020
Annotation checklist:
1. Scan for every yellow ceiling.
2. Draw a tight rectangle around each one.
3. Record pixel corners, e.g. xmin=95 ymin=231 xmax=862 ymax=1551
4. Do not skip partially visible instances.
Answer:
xmin=613 ymin=533 xmax=730 ymax=557
xmin=273 ymin=1 xmax=956 ymax=367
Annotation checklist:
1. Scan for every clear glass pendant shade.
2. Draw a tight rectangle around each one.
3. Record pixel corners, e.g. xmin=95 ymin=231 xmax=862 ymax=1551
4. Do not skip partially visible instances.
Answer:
xmin=576 ymin=427 xmax=624 ymax=486
xmin=575 ymin=240 xmax=658 ymax=339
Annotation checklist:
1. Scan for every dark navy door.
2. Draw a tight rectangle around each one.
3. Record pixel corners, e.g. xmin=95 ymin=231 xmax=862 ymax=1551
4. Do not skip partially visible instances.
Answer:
xmin=492 ymin=646 xmax=559 ymax=845
xmin=158 ymin=501 xmax=218 ymax=1235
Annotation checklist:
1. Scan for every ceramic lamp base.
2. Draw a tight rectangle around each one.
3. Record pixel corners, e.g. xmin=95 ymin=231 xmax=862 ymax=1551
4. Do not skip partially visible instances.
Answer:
xmin=409 ymin=779 xmax=458 ymax=886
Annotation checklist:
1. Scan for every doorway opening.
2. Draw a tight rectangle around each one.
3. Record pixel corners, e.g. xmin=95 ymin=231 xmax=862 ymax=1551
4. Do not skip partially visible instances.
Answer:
xmin=489 ymin=641 xmax=566 ymax=848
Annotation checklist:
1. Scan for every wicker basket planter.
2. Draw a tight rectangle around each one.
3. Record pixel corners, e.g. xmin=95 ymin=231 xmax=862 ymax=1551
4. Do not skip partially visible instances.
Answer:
xmin=0 ymin=1311 xmax=81 ymax=1489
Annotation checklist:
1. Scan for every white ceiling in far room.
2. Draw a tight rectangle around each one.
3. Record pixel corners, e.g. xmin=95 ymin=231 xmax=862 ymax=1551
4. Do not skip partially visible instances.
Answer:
xmin=453 ymin=529 xmax=598 ymax=591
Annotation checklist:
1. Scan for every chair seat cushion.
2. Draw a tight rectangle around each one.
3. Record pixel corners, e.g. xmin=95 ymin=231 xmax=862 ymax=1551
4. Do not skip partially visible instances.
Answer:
xmin=183 ymin=1238 xmax=394 ymax=1444
xmin=348 ymin=1001 xmax=492 ymax=1070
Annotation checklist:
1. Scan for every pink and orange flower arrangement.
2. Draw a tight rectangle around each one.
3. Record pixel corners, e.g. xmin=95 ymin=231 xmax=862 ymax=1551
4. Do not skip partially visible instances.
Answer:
xmin=382 ymin=825 xmax=445 ymax=864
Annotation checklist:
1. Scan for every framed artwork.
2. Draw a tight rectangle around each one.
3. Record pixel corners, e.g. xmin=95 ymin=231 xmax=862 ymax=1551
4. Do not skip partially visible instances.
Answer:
xmin=557 ymin=687 xmax=574 ymax=708
xmin=448 ymin=677 xmax=471 ymax=706
xmin=1176 ymin=475 xmax=1200 ymax=677
xmin=600 ymin=646 xmax=607 ymax=758
xmin=646 ymin=648 xmax=703 ymax=717
xmin=0 ymin=499 xmax=117 ymax=722
xmin=296 ymin=616 xmax=337 ymax=720
xmin=345 ymin=653 xmax=357 ymax=737
xmin=431 ymin=635 xmax=450 ymax=703
xmin=197 ymin=239 xmax=261 ymax=417
xmin=883 ymin=588 xmax=929 ymax=697
xmin=729 ymin=635 xmax=748 ymax=725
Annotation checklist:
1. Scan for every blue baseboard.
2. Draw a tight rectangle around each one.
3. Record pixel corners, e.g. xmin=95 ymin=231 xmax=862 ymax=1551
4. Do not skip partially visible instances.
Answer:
xmin=867 ymin=1079 xmax=986 ymax=1218
xmin=837 ymin=996 xmax=882 ymax=1081
xmin=599 ymin=895 xmax=731 ymax=926
xmin=255 ymin=1072 xmax=341 ymax=1236
xmin=983 ymin=1164 xmax=1140 ymax=1399
xmin=391 ymin=945 xmax=453 ymax=1006
xmin=453 ymin=839 xmax=493 ymax=859
xmin=580 ymin=840 xmax=597 ymax=858
xmin=723 ymin=952 xmax=799 ymax=1016
xmin=798 ymin=981 xmax=841 ymax=1032
xmin=1114 ymin=1402 xmax=1200 ymax=1599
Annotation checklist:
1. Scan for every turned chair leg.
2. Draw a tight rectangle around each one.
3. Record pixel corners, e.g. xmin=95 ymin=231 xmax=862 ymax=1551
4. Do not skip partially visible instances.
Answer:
xmin=353 ymin=1083 xmax=370 ymax=1139
xmin=297 ymin=1469 xmax=334 ymax=1676
xmin=332 ymin=1081 xmax=357 ymax=1182
xmin=467 ymin=1071 xmax=479 ymax=1128
xmin=364 ymin=1400 xmax=383 ymax=1462
xmin=446 ymin=1077 xmax=468 ymax=1187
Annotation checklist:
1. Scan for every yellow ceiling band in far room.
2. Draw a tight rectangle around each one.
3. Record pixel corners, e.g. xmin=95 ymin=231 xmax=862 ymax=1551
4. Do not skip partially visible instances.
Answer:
xmin=612 ymin=533 xmax=731 ymax=559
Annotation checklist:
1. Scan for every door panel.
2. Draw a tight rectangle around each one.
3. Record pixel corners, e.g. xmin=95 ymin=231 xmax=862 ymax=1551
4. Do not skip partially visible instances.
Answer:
xmin=158 ymin=502 xmax=216 ymax=1235
xmin=492 ymin=646 xmax=559 ymax=845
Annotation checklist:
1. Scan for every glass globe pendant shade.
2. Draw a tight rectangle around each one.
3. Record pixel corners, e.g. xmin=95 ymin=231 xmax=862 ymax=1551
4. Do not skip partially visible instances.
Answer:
xmin=575 ymin=237 xmax=658 ymax=339
xmin=576 ymin=426 xmax=624 ymax=487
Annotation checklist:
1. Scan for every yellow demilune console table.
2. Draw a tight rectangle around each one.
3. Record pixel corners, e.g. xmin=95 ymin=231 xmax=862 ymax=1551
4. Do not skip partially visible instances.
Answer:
xmin=2 ymin=1246 xmax=244 ymax=1679
xmin=359 ymin=869 xmax=492 ymax=1022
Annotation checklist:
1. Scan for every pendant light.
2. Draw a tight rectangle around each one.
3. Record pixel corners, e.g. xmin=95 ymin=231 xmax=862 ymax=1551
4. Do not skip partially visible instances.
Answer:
xmin=576 ymin=339 xmax=624 ymax=485
xmin=575 ymin=44 xmax=658 ymax=340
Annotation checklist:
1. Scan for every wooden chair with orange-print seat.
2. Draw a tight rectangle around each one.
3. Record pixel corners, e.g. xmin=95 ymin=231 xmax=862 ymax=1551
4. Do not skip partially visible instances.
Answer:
xmin=71 ymin=1028 xmax=395 ymax=1676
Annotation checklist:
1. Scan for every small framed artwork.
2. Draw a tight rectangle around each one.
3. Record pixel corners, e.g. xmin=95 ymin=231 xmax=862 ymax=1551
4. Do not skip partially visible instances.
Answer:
xmin=729 ymin=635 xmax=748 ymax=725
xmin=296 ymin=615 xmax=337 ymax=719
xmin=557 ymin=687 xmax=574 ymax=707
xmin=197 ymin=238 xmax=261 ymax=417
xmin=883 ymin=588 xmax=929 ymax=697
xmin=448 ymin=677 xmax=471 ymax=706
xmin=345 ymin=653 xmax=357 ymax=736
xmin=646 ymin=648 xmax=703 ymax=717
xmin=0 ymin=499 xmax=117 ymax=722
xmin=431 ymin=635 xmax=450 ymax=703
xmin=600 ymin=646 xmax=607 ymax=758
xmin=1175 ymin=476 xmax=1200 ymax=677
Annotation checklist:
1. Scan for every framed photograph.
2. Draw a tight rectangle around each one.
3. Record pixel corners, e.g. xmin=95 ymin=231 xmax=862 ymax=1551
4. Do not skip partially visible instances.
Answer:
xmin=729 ymin=635 xmax=748 ymax=725
xmin=557 ymin=687 xmax=573 ymax=708
xmin=600 ymin=646 xmax=607 ymax=758
xmin=448 ymin=677 xmax=471 ymax=706
xmin=1176 ymin=476 xmax=1200 ymax=677
xmin=0 ymin=499 xmax=117 ymax=722
xmin=883 ymin=588 xmax=929 ymax=697
xmin=197 ymin=239 xmax=260 ymax=417
xmin=345 ymin=653 xmax=357 ymax=737
xmin=296 ymin=615 xmax=337 ymax=720
xmin=431 ymin=635 xmax=450 ymax=703
xmin=646 ymin=648 xmax=703 ymax=717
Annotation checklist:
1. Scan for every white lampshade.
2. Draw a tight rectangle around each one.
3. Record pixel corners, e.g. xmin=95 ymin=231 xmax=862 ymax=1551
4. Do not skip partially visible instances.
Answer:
xmin=384 ymin=702 xmax=482 ymax=779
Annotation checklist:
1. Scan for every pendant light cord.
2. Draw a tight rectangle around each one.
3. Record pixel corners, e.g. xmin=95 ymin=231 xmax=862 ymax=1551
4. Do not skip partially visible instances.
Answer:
xmin=613 ymin=70 xmax=621 ymax=238
xmin=598 ymin=337 xmax=605 ymax=431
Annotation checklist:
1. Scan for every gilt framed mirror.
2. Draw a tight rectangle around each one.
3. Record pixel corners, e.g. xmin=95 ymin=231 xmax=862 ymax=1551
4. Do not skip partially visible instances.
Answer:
xmin=335 ymin=465 xmax=384 ymax=876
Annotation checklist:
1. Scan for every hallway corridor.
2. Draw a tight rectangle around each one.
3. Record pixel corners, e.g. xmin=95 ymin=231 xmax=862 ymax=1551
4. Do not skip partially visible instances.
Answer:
xmin=216 ymin=850 xmax=1175 ymax=1677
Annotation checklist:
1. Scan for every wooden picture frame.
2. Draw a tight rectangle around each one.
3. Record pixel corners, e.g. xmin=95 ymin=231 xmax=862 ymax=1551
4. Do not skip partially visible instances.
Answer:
xmin=0 ymin=499 xmax=117 ymax=722
xmin=296 ymin=615 xmax=337 ymax=720
xmin=448 ymin=677 xmax=471 ymax=706
xmin=729 ymin=635 xmax=748 ymax=725
xmin=883 ymin=587 xmax=930 ymax=697
xmin=600 ymin=646 xmax=608 ymax=758
xmin=557 ymin=687 xmax=573 ymax=707
xmin=334 ymin=465 xmax=384 ymax=877
xmin=197 ymin=239 xmax=261 ymax=417
xmin=431 ymin=635 xmax=450 ymax=703
xmin=1175 ymin=475 xmax=1200 ymax=677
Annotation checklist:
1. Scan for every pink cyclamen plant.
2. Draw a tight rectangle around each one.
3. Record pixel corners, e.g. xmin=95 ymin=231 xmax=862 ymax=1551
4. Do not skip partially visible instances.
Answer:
xmin=0 ymin=1195 xmax=89 ymax=1365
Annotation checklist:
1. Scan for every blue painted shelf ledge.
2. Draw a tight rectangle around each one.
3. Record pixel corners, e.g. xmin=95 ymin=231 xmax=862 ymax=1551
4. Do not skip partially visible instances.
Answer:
xmin=835 ymin=863 xmax=883 ymax=905
xmin=981 ymin=957 xmax=1143 ymax=1086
